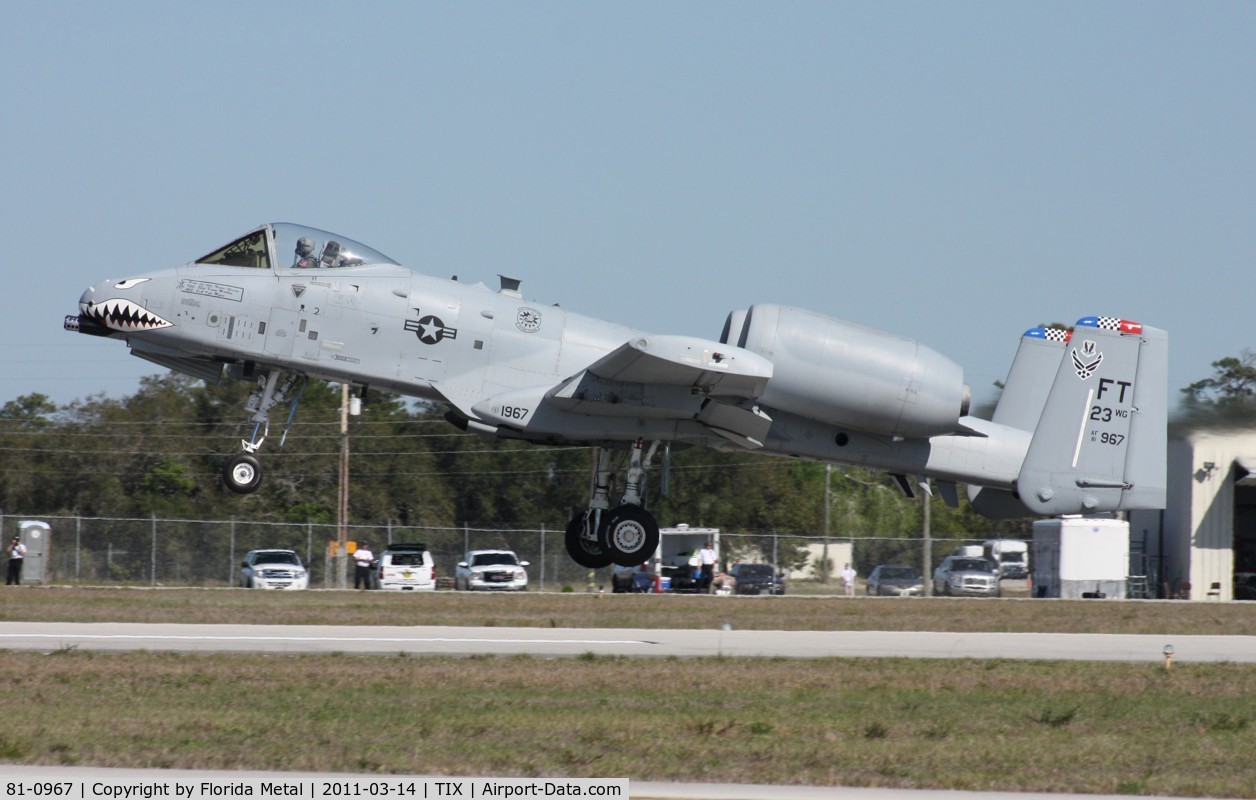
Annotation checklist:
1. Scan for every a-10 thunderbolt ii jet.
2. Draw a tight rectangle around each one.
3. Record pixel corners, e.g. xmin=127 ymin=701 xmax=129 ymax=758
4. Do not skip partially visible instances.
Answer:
xmin=65 ymin=222 xmax=1167 ymax=569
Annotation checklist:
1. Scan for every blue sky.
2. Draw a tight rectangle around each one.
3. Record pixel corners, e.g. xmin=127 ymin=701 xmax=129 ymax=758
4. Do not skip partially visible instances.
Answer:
xmin=4 ymin=1 xmax=1253 ymax=412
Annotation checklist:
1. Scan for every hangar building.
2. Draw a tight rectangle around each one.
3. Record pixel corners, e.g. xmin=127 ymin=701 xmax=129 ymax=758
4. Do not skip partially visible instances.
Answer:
xmin=1128 ymin=427 xmax=1256 ymax=601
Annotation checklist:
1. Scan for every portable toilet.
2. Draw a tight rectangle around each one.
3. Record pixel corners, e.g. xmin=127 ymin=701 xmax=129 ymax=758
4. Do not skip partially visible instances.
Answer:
xmin=16 ymin=520 xmax=51 ymax=584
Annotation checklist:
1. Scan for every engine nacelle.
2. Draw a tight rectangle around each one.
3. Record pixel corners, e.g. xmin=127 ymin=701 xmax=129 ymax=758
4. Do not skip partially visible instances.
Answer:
xmin=722 ymin=304 xmax=968 ymax=438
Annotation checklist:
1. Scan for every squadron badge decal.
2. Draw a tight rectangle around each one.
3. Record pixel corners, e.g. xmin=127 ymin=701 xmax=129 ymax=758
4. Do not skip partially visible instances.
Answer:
xmin=516 ymin=307 xmax=542 ymax=333
xmin=1071 ymin=340 xmax=1103 ymax=380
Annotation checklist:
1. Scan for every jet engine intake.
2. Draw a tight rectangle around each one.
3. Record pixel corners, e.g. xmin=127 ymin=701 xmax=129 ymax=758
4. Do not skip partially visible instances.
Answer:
xmin=723 ymin=304 xmax=967 ymax=438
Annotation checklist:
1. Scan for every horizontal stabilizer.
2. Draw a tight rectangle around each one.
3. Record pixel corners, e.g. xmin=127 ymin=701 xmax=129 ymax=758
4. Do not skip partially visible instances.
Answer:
xmin=968 ymin=487 xmax=1035 ymax=518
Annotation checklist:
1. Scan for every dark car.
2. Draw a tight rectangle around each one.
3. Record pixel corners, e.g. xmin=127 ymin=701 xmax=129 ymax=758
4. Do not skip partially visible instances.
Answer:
xmin=866 ymin=564 xmax=924 ymax=596
xmin=729 ymin=563 xmax=786 ymax=595
xmin=611 ymin=563 xmax=655 ymax=593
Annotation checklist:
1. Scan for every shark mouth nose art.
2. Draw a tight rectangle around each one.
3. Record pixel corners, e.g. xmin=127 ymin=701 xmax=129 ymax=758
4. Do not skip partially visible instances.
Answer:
xmin=81 ymin=298 xmax=173 ymax=332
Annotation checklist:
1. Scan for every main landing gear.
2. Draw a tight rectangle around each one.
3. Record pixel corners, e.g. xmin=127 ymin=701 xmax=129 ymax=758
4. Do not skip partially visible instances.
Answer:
xmin=222 ymin=369 xmax=306 ymax=494
xmin=564 ymin=441 xmax=662 ymax=568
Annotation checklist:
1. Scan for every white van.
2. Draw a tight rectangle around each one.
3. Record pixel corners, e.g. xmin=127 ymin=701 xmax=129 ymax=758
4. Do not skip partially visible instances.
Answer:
xmin=376 ymin=544 xmax=436 ymax=591
xmin=982 ymin=539 xmax=1030 ymax=580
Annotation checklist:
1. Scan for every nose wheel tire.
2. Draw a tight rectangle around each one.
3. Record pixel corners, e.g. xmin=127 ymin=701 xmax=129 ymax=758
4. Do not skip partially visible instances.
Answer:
xmin=224 ymin=453 xmax=263 ymax=494
xmin=599 ymin=505 xmax=661 ymax=567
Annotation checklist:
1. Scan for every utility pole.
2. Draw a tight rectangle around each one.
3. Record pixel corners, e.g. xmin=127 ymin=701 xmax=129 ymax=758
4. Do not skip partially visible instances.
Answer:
xmin=922 ymin=489 xmax=933 ymax=597
xmin=822 ymin=464 xmax=831 ymax=584
xmin=337 ymin=382 xmax=350 ymax=589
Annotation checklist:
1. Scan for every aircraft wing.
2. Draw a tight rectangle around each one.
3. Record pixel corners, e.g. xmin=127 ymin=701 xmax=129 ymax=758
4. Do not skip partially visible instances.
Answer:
xmin=471 ymin=335 xmax=777 ymax=448
xmin=581 ymin=334 xmax=773 ymax=398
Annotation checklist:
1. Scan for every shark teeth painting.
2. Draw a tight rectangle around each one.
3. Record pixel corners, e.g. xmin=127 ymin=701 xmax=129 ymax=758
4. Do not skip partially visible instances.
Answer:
xmin=81 ymin=298 xmax=173 ymax=332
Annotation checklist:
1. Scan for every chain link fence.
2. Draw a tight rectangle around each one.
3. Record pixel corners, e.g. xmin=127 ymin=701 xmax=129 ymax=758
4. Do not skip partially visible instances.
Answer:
xmin=3 ymin=513 xmax=1033 ymax=593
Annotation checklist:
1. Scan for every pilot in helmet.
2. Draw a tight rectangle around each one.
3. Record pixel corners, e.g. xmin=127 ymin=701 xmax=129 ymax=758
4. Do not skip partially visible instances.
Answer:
xmin=293 ymin=236 xmax=317 ymax=269
xmin=320 ymin=239 xmax=343 ymax=268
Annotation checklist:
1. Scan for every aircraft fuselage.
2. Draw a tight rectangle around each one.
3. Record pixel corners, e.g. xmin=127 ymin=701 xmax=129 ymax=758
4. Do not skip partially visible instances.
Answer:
xmin=67 ymin=222 xmax=1167 ymax=567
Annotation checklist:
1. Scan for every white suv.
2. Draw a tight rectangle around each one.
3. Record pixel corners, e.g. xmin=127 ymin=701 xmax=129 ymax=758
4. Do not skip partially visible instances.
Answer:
xmin=377 ymin=544 xmax=436 ymax=591
xmin=240 ymin=549 xmax=309 ymax=590
xmin=455 ymin=550 xmax=529 ymax=591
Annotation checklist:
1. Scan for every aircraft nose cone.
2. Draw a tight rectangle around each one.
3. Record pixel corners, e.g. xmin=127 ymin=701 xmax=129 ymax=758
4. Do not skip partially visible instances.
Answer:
xmin=76 ymin=278 xmax=174 ymax=332
xmin=79 ymin=282 xmax=102 ymax=314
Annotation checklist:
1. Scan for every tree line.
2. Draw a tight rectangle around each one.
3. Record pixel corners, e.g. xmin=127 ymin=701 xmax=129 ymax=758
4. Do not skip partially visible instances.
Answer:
xmin=8 ymin=342 xmax=1253 ymax=576
xmin=0 ymin=374 xmax=1041 ymax=574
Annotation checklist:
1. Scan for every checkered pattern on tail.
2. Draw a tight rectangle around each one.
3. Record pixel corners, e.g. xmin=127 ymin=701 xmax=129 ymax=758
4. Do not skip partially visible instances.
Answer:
xmin=1076 ymin=316 xmax=1143 ymax=335
xmin=1041 ymin=328 xmax=1070 ymax=343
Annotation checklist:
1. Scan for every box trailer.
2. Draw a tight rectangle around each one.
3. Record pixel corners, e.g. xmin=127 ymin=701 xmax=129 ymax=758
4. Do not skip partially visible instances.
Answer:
xmin=654 ymin=524 xmax=720 ymax=592
xmin=1032 ymin=517 xmax=1129 ymax=599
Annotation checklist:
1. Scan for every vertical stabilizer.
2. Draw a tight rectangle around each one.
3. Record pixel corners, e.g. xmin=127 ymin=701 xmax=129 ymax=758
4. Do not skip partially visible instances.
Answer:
xmin=968 ymin=326 xmax=1068 ymax=517
xmin=990 ymin=327 xmax=1070 ymax=431
xmin=1117 ymin=323 xmax=1168 ymax=510
xmin=1015 ymin=317 xmax=1166 ymax=516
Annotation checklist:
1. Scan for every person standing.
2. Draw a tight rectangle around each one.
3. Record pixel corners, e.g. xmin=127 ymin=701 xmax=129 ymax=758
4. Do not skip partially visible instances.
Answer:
xmin=6 ymin=536 xmax=26 ymax=585
xmin=841 ymin=562 xmax=857 ymax=597
xmin=353 ymin=542 xmax=375 ymax=590
xmin=697 ymin=540 xmax=718 ymax=594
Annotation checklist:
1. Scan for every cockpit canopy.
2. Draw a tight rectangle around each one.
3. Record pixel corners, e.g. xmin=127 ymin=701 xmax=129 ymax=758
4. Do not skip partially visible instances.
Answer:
xmin=195 ymin=223 xmax=400 ymax=271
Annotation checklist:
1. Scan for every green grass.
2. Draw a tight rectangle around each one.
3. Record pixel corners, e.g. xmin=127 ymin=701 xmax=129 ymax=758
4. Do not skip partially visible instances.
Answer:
xmin=2 ymin=651 xmax=1255 ymax=797
xmin=3 ymin=587 xmax=1256 ymax=796
xmin=2 ymin=585 xmax=1254 ymax=635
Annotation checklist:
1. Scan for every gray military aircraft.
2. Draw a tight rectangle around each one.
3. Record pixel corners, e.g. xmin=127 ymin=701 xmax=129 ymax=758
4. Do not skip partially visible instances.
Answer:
xmin=65 ymin=222 xmax=1167 ymax=568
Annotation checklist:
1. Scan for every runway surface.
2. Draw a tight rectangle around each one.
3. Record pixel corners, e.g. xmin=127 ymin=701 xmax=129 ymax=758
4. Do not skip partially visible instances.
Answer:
xmin=1 ymin=620 xmax=1253 ymax=662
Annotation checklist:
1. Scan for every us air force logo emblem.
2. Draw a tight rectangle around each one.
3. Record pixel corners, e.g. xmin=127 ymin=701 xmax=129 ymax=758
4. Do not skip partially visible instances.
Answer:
xmin=404 ymin=314 xmax=458 ymax=345
xmin=516 ymin=307 xmax=542 ymax=333
xmin=1071 ymin=340 xmax=1103 ymax=380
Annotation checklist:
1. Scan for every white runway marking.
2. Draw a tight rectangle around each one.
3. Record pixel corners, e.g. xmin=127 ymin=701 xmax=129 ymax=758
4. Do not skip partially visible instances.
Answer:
xmin=0 ymin=633 xmax=656 ymax=645
xmin=2 ymin=623 xmax=1254 ymax=662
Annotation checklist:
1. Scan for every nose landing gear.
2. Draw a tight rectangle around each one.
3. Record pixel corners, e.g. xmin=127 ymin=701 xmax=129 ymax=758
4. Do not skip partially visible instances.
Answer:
xmin=221 ymin=369 xmax=306 ymax=494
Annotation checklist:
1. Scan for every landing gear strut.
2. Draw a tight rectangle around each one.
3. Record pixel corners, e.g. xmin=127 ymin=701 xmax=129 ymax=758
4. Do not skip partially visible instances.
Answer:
xmin=221 ymin=369 xmax=305 ymax=494
xmin=563 ymin=441 xmax=662 ymax=568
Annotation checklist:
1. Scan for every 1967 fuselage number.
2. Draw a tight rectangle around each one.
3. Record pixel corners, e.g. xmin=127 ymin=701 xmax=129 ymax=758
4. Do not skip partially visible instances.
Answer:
xmin=499 ymin=405 xmax=529 ymax=421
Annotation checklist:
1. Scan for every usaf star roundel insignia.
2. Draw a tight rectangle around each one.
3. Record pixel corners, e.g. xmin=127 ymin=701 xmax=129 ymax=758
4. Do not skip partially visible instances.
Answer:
xmin=516 ymin=307 xmax=542 ymax=333
xmin=404 ymin=315 xmax=458 ymax=345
